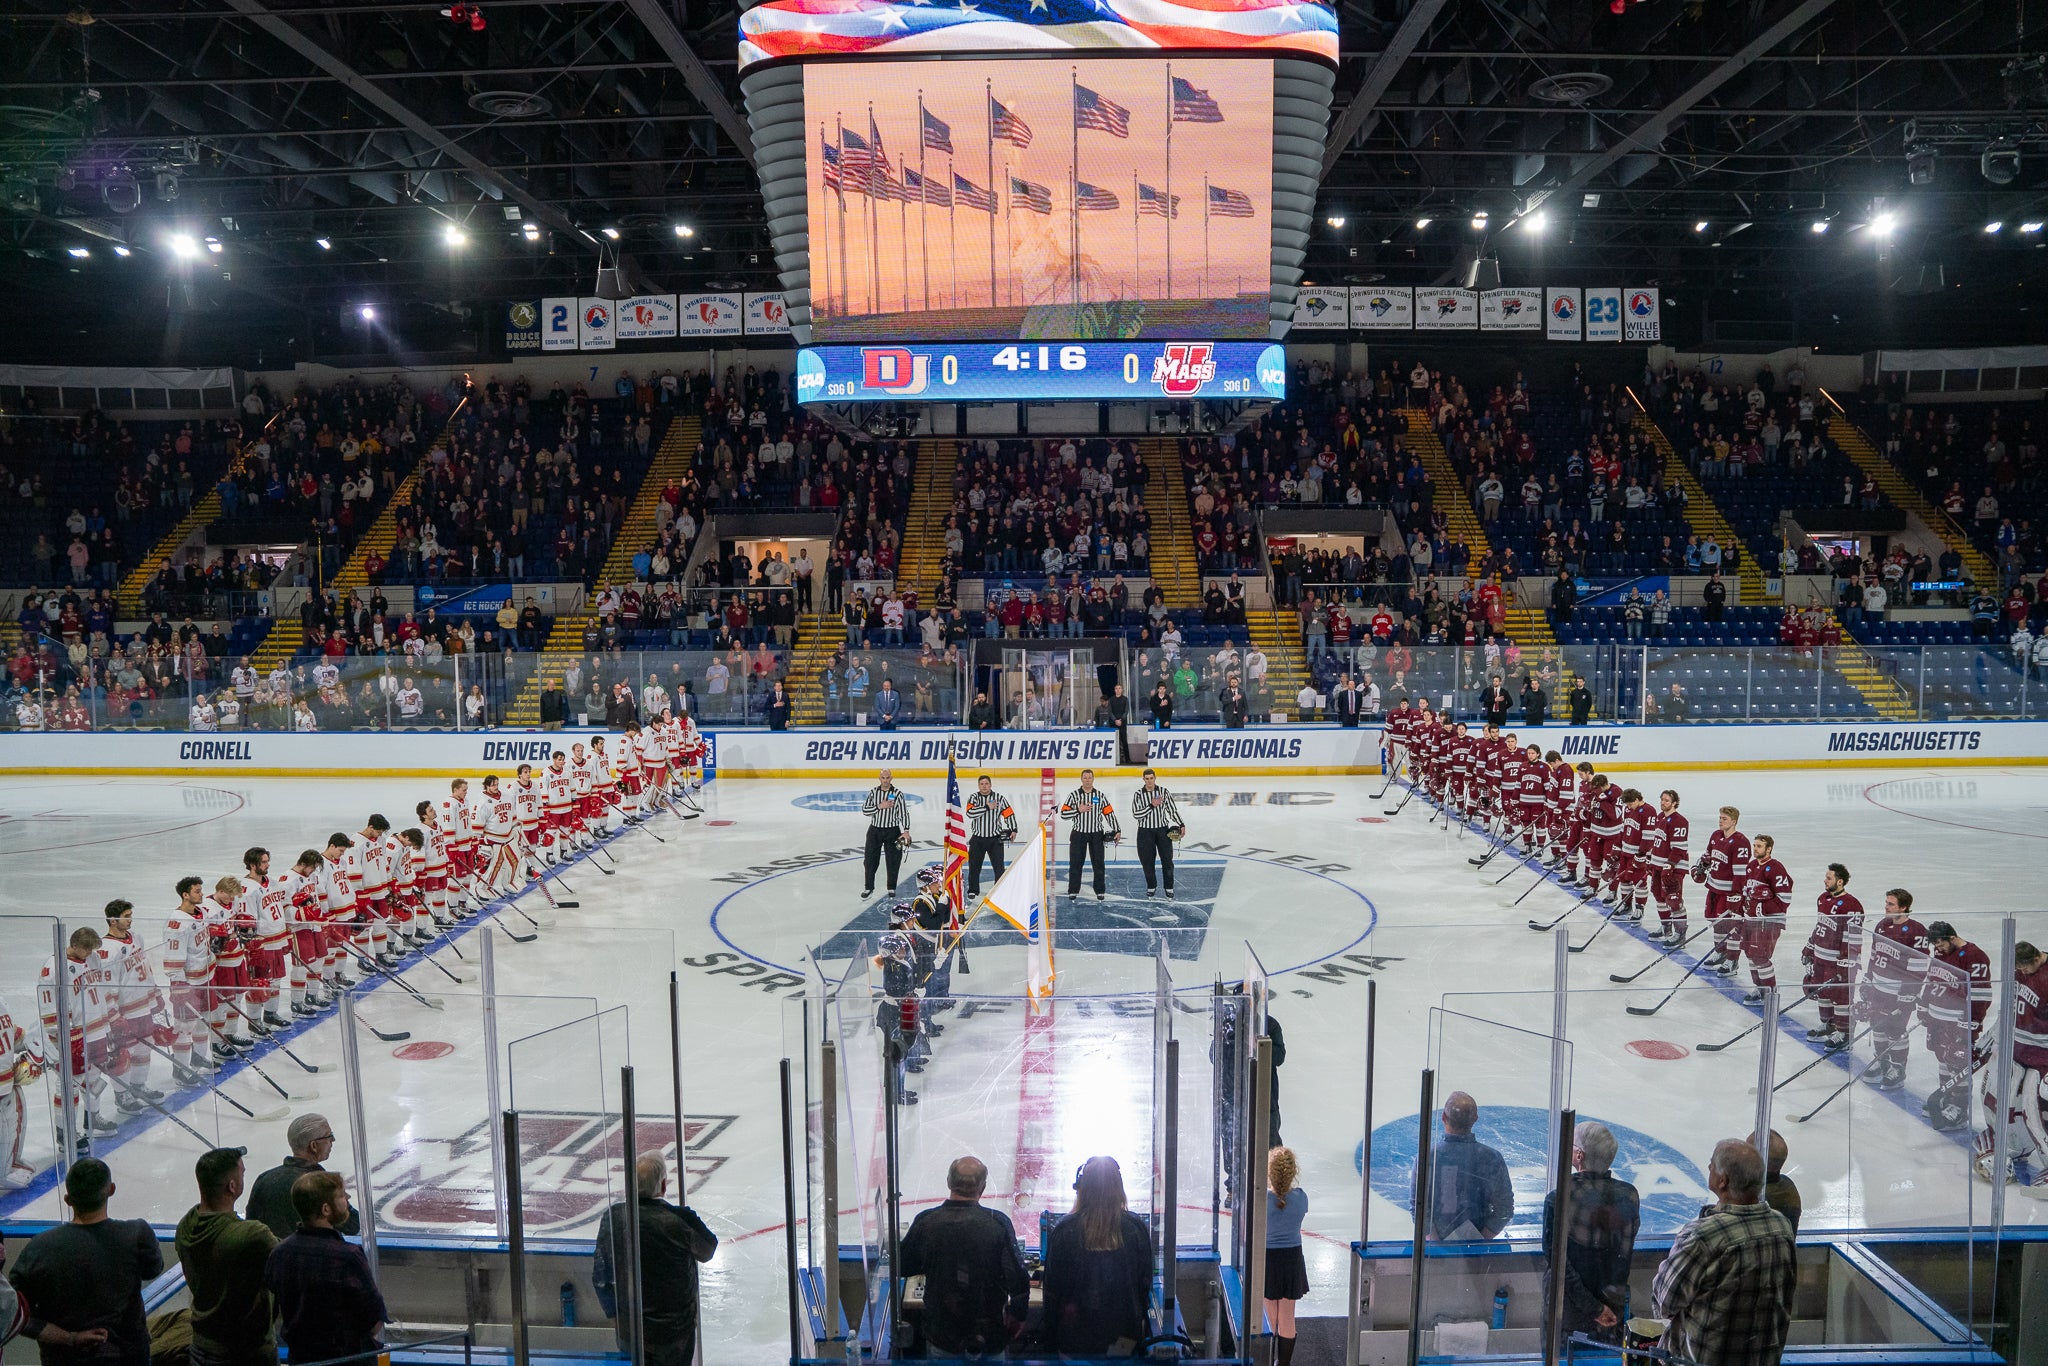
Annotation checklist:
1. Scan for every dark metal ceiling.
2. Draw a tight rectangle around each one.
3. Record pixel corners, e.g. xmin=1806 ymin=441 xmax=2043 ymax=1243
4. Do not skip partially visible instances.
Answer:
xmin=2 ymin=0 xmax=2047 ymax=363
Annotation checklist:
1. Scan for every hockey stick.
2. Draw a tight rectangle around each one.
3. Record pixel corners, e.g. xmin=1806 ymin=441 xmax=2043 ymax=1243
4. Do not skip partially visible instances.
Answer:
xmin=1528 ymin=899 xmax=1582 ymax=932
xmin=1791 ymin=1070 xmax=1864 ymax=1123
xmin=1382 ymin=782 xmax=1418 ymax=817
xmin=1511 ymin=865 xmax=1556 ymax=905
xmin=353 ymin=1009 xmax=413 ymax=1043
xmin=1370 ymin=757 xmax=1404 ymax=801
xmin=1609 ymin=928 xmax=1713 ymax=983
xmin=1626 ymin=947 xmax=1716 ymax=1017
xmin=409 ymin=946 xmax=474 ymax=987
xmin=1569 ymin=906 xmax=1622 ymax=954
xmin=111 ymin=1076 xmax=218 ymax=1147
xmin=148 ymin=1040 xmax=314 ymax=1104
xmin=140 ymin=1043 xmax=290 ymax=1121
xmin=341 ymin=944 xmax=445 ymax=1011
xmin=273 ymin=1040 xmax=336 ymax=1075
xmin=1697 ymin=992 xmax=1819 ymax=1052
xmin=1765 ymin=1025 xmax=1874 ymax=1093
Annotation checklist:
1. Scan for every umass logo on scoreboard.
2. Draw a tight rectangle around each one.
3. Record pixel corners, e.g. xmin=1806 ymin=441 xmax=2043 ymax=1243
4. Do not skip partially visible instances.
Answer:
xmin=1151 ymin=343 xmax=1217 ymax=396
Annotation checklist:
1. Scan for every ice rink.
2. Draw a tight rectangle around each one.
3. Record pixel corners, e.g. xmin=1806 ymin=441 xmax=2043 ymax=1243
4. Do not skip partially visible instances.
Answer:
xmin=1 ymin=763 xmax=2043 ymax=1357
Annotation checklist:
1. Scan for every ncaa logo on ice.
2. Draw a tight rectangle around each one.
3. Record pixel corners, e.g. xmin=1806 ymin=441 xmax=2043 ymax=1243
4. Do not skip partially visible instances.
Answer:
xmin=862 ymin=348 xmax=931 ymax=394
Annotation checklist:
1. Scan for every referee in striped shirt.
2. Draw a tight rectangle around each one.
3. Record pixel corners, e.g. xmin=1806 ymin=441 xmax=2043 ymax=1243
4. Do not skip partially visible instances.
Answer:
xmin=860 ymin=769 xmax=912 ymax=898
xmin=1132 ymin=769 xmax=1187 ymax=899
xmin=964 ymin=775 xmax=1018 ymax=897
xmin=1058 ymin=769 xmax=1120 ymax=901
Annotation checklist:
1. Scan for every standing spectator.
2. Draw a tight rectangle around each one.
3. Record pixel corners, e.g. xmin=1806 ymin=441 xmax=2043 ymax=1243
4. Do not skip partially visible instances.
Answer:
xmin=1702 ymin=570 xmax=1728 ymax=622
xmin=1520 ymin=674 xmax=1548 ymax=726
xmin=1541 ymin=1122 xmax=1640 ymax=1345
xmin=177 ymin=1146 xmax=279 ymax=1366
xmin=766 ymin=680 xmax=791 ymax=730
xmin=247 ymin=1115 xmax=361 ymax=1238
xmin=540 ymin=677 xmax=567 ymax=730
xmin=5 ymin=1159 xmax=163 ymax=1366
xmin=1480 ymin=674 xmax=1512 ymax=726
xmin=265 ymin=1172 xmax=387 ymax=1366
xmin=898 ymin=1156 xmax=1029 ymax=1358
xmin=1549 ymin=569 xmax=1578 ymax=627
xmin=593 ymin=1155 xmax=718 ymax=1366
xmin=873 ymin=678 xmax=902 ymax=730
xmin=1263 ymin=1147 xmax=1310 ymax=1366
xmin=1042 ymin=1156 xmax=1152 ymax=1357
xmin=1650 ymin=1139 xmax=1796 ymax=1366
xmin=1426 ymin=1091 xmax=1513 ymax=1241
xmin=1750 ymin=1129 xmax=1802 ymax=1235
xmin=1568 ymin=675 xmax=1594 ymax=726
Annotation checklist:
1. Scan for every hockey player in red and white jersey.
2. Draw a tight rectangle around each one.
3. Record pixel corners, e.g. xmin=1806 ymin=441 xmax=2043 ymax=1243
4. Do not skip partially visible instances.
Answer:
xmin=204 ymin=875 xmax=260 ymax=1051
xmin=439 ymin=778 xmax=479 ymax=914
xmin=476 ymin=774 xmax=524 ymax=894
xmin=512 ymin=764 xmax=546 ymax=868
xmin=40 ymin=926 xmax=118 ymax=1144
xmin=238 ymin=847 xmax=298 ymax=1031
xmin=614 ymin=726 xmax=647 ymax=819
xmin=587 ymin=737 xmax=624 ymax=835
xmin=1801 ymin=863 xmax=1864 ymax=1048
xmin=162 ymin=876 xmax=217 ymax=1075
xmin=637 ymin=720 xmax=671 ymax=815
xmin=672 ymin=712 xmax=707 ymax=812
xmin=416 ymin=800 xmax=464 ymax=929
xmin=279 ymin=849 xmax=331 ymax=1013
xmin=96 ymin=899 xmax=169 ymax=1114
xmin=393 ymin=827 xmax=435 ymax=943
xmin=1647 ymin=790 xmax=1692 ymax=948
xmin=319 ymin=833 xmax=361 ymax=993
xmin=355 ymin=814 xmax=400 ymax=963
xmin=1727 ymin=833 xmax=1793 ymax=1002
xmin=1693 ymin=805 xmax=1753 ymax=973
xmin=0 ymin=987 xmax=40 ymax=1189
xmin=542 ymin=750 xmax=577 ymax=863
xmin=567 ymin=741 xmax=602 ymax=846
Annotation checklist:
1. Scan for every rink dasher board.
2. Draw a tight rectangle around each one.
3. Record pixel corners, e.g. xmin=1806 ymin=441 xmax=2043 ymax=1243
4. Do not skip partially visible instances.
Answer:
xmin=4 ymin=720 xmax=2048 ymax=776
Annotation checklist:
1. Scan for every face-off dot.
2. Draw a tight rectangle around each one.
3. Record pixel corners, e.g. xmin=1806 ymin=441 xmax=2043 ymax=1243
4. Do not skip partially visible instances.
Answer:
xmin=393 ymin=1041 xmax=456 ymax=1061
xmin=1626 ymin=1040 xmax=1688 ymax=1061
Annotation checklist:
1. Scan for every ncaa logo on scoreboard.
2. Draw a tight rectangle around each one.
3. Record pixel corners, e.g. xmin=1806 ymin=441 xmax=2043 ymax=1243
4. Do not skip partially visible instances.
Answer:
xmin=862 ymin=348 xmax=931 ymax=395
xmin=1152 ymin=343 xmax=1217 ymax=397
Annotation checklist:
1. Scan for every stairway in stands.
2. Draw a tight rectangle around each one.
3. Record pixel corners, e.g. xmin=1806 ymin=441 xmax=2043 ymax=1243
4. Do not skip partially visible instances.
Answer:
xmin=117 ymin=493 xmax=224 ymax=617
xmin=1398 ymin=406 xmax=1556 ymax=649
xmin=1247 ymin=609 xmax=1311 ymax=719
xmin=1825 ymin=611 xmax=1918 ymax=719
xmin=785 ymin=612 xmax=838 ymax=725
xmin=894 ymin=441 xmax=957 ymax=601
xmin=501 ymin=417 xmax=701 ymax=727
xmin=1138 ymin=437 xmax=1200 ymax=607
xmin=1624 ymin=389 xmax=1774 ymax=607
xmin=1817 ymin=390 xmax=1998 ymax=586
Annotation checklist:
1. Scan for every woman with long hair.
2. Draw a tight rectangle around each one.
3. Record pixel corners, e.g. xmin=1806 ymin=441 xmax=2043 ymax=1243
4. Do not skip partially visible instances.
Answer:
xmin=1042 ymin=1155 xmax=1151 ymax=1357
xmin=1264 ymin=1146 xmax=1309 ymax=1366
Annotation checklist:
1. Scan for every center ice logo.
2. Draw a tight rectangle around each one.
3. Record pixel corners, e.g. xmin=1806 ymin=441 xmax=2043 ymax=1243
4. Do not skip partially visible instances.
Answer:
xmin=1152 ymin=343 xmax=1216 ymax=397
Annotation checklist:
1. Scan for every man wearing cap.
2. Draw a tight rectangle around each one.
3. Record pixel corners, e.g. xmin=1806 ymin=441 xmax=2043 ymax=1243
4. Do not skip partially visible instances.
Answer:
xmin=5 ymin=1158 xmax=163 ymax=1366
xmin=247 ymin=1114 xmax=361 ymax=1238
xmin=176 ymin=1146 xmax=279 ymax=1366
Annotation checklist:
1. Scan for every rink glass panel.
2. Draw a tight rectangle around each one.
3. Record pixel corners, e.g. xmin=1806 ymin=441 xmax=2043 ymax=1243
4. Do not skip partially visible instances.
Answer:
xmin=506 ymin=1004 xmax=633 ymax=1241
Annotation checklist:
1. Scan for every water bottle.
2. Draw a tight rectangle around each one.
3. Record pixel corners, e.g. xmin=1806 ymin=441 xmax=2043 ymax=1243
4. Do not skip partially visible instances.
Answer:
xmin=1491 ymin=1285 xmax=1509 ymax=1331
xmin=561 ymin=1281 xmax=578 ymax=1327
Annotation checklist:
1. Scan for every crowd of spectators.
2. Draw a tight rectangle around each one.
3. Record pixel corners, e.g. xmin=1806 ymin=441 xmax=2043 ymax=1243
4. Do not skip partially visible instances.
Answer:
xmin=933 ymin=437 xmax=1155 ymax=588
xmin=1868 ymin=398 xmax=2045 ymax=586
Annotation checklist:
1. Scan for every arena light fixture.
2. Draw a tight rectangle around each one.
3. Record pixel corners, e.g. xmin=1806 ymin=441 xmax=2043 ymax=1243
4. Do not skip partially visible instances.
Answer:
xmin=315 ymin=237 xmax=332 ymax=250
xmin=1469 ymin=212 xmax=1488 ymax=231
xmin=1986 ymin=221 xmax=2005 ymax=234
xmin=1325 ymin=214 xmax=1346 ymax=228
xmin=1872 ymin=212 xmax=1898 ymax=237
xmin=168 ymin=233 xmax=199 ymax=258
xmin=522 ymin=223 xmax=541 ymax=241
xmin=444 ymin=224 xmax=466 ymax=246
xmin=1694 ymin=220 xmax=1709 ymax=233
xmin=204 ymin=236 xmax=223 ymax=253
xmin=67 ymin=246 xmax=90 ymax=258
xmin=359 ymin=304 xmax=377 ymax=320
xmin=1810 ymin=220 xmax=1830 ymax=234
xmin=112 ymin=245 xmax=130 ymax=257
xmin=673 ymin=223 xmax=695 ymax=238
xmin=1521 ymin=210 xmax=1546 ymax=233
xmin=1414 ymin=217 xmax=1432 ymax=230
xmin=601 ymin=226 xmax=621 ymax=240
xmin=2022 ymin=221 xmax=2045 ymax=233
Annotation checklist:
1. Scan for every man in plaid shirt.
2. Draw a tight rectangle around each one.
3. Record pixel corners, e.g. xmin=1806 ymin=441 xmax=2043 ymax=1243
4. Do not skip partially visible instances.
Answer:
xmin=1651 ymin=1139 xmax=1796 ymax=1366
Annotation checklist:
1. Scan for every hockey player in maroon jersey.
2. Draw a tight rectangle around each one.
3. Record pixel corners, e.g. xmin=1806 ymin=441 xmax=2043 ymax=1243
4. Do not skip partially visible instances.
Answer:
xmin=1859 ymin=888 xmax=1932 ymax=1092
xmin=1922 ymin=921 xmax=1992 ymax=1132
xmin=1516 ymin=744 xmax=1551 ymax=855
xmin=1693 ymin=805 xmax=1752 ymax=972
xmin=1608 ymin=789 xmax=1652 ymax=923
xmin=1645 ymin=790 xmax=1690 ymax=946
xmin=1567 ymin=773 xmax=1620 ymax=890
xmin=1545 ymin=754 xmax=1576 ymax=866
xmin=1728 ymin=834 xmax=1793 ymax=1003
xmin=1801 ymin=864 xmax=1864 ymax=1049
xmin=1976 ymin=941 xmax=2048 ymax=1192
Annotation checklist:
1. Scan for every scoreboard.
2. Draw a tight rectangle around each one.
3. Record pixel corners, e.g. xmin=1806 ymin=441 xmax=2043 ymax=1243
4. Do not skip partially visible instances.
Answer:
xmin=797 ymin=341 xmax=1286 ymax=403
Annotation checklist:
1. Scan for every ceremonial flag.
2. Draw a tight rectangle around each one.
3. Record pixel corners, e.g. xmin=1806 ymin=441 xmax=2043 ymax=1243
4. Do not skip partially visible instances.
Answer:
xmin=1171 ymin=75 xmax=1224 ymax=123
xmin=1076 ymin=181 xmax=1120 ymax=212
xmin=840 ymin=127 xmax=874 ymax=177
xmin=983 ymin=826 xmax=1054 ymax=999
xmin=905 ymin=167 xmax=953 ymax=207
xmin=942 ymin=751 xmax=968 ymax=924
xmin=990 ymin=96 xmax=1033 ymax=148
xmin=954 ymin=173 xmax=996 ymax=212
xmin=1137 ymin=183 xmax=1180 ymax=218
xmin=1011 ymin=176 xmax=1053 ymax=215
xmin=821 ymin=134 xmax=843 ymax=191
xmin=1074 ymin=84 xmax=1132 ymax=137
xmin=922 ymin=106 xmax=954 ymax=154
xmin=1208 ymin=184 xmax=1255 ymax=218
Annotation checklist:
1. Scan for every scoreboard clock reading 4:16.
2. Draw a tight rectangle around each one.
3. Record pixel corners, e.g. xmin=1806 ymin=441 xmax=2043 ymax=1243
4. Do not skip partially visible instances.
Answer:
xmin=796 ymin=341 xmax=1287 ymax=403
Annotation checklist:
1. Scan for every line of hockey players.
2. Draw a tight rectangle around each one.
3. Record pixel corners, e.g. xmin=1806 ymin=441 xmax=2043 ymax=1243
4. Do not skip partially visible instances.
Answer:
xmin=0 ymin=712 xmax=708 ymax=1187
xmin=1380 ymin=699 xmax=2048 ymax=1197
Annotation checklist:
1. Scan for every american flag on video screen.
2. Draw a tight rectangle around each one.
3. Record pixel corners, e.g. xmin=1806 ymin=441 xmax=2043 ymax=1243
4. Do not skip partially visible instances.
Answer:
xmin=904 ymin=168 xmax=953 ymax=207
xmin=942 ymin=751 xmax=967 ymax=924
xmin=1171 ymin=76 xmax=1224 ymax=123
xmin=840 ymin=127 xmax=873 ymax=176
xmin=738 ymin=0 xmax=1340 ymax=70
xmin=990 ymin=96 xmax=1033 ymax=149
xmin=1208 ymin=184 xmax=1255 ymax=218
xmin=1138 ymin=183 xmax=1180 ymax=218
xmin=1011 ymin=176 xmax=1053 ymax=214
xmin=1074 ymin=84 xmax=1131 ymax=137
xmin=922 ymin=106 xmax=954 ymax=154
xmin=1076 ymin=181 xmax=1121 ymax=212
xmin=821 ymin=136 xmax=843 ymax=190
xmin=954 ymin=173 xmax=996 ymax=212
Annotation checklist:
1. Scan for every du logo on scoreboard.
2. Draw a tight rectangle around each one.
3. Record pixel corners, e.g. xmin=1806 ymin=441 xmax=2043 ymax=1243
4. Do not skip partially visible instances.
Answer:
xmin=862 ymin=348 xmax=931 ymax=394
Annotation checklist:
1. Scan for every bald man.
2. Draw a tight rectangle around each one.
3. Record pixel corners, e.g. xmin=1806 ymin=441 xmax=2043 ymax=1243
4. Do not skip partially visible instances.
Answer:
xmin=593 ymin=1155 xmax=717 ymax=1366
xmin=1651 ymin=1139 xmax=1796 ymax=1366
xmin=899 ymin=1156 xmax=1030 ymax=1356
xmin=1426 ymin=1091 xmax=1514 ymax=1241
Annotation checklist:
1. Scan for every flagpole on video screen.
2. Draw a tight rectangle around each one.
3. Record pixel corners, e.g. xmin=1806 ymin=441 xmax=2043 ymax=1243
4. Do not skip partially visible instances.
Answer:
xmin=1203 ymin=174 xmax=1211 ymax=297
xmin=985 ymin=78 xmax=999 ymax=312
xmin=919 ymin=92 xmax=931 ymax=313
xmin=1164 ymin=62 xmax=1174 ymax=298
xmin=1132 ymin=170 xmax=1140 ymax=302
xmin=1069 ymin=66 xmax=1081 ymax=307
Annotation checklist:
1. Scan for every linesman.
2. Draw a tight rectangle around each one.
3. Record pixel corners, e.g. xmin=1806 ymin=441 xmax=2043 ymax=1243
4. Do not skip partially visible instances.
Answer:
xmin=1131 ymin=769 xmax=1187 ymax=900
xmin=1058 ymin=769 xmax=1120 ymax=902
xmin=860 ymin=769 xmax=912 ymax=899
xmin=964 ymin=775 xmax=1019 ymax=897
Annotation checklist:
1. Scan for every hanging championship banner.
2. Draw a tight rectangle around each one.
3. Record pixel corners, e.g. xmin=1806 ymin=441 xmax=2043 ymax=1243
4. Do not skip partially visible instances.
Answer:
xmin=1415 ymin=287 xmax=1477 ymax=330
xmin=745 ymin=292 xmax=792 ymax=335
xmin=1291 ymin=287 xmax=1349 ymax=330
xmin=541 ymin=297 xmax=579 ymax=351
xmin=1479 ymin=288 xmax=1542 ymax=331
xmin=1585 ymin=287 xmax=1623 ymax=342
xmin=616 ymin=295 xmax=678 ymax=341
xmin=677 ymin=293 xmax=744 ymax=337
xmin=577 ymin=298 xmax=616 ymax=351
xmin=1624 ymin=287 xmax=1663 ymax=342
xmin=505 ymin=300 xmax=541 ymax=352
xmin=1545 ymin=288 xmax=1583 ymax=342
xmin=1349 ymin=287 xmax=1413 ymax=331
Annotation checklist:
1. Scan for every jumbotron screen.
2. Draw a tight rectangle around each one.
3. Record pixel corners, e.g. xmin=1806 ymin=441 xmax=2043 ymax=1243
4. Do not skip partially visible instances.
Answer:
xmin=802 ymin=56 xmax=1274 ymax=343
